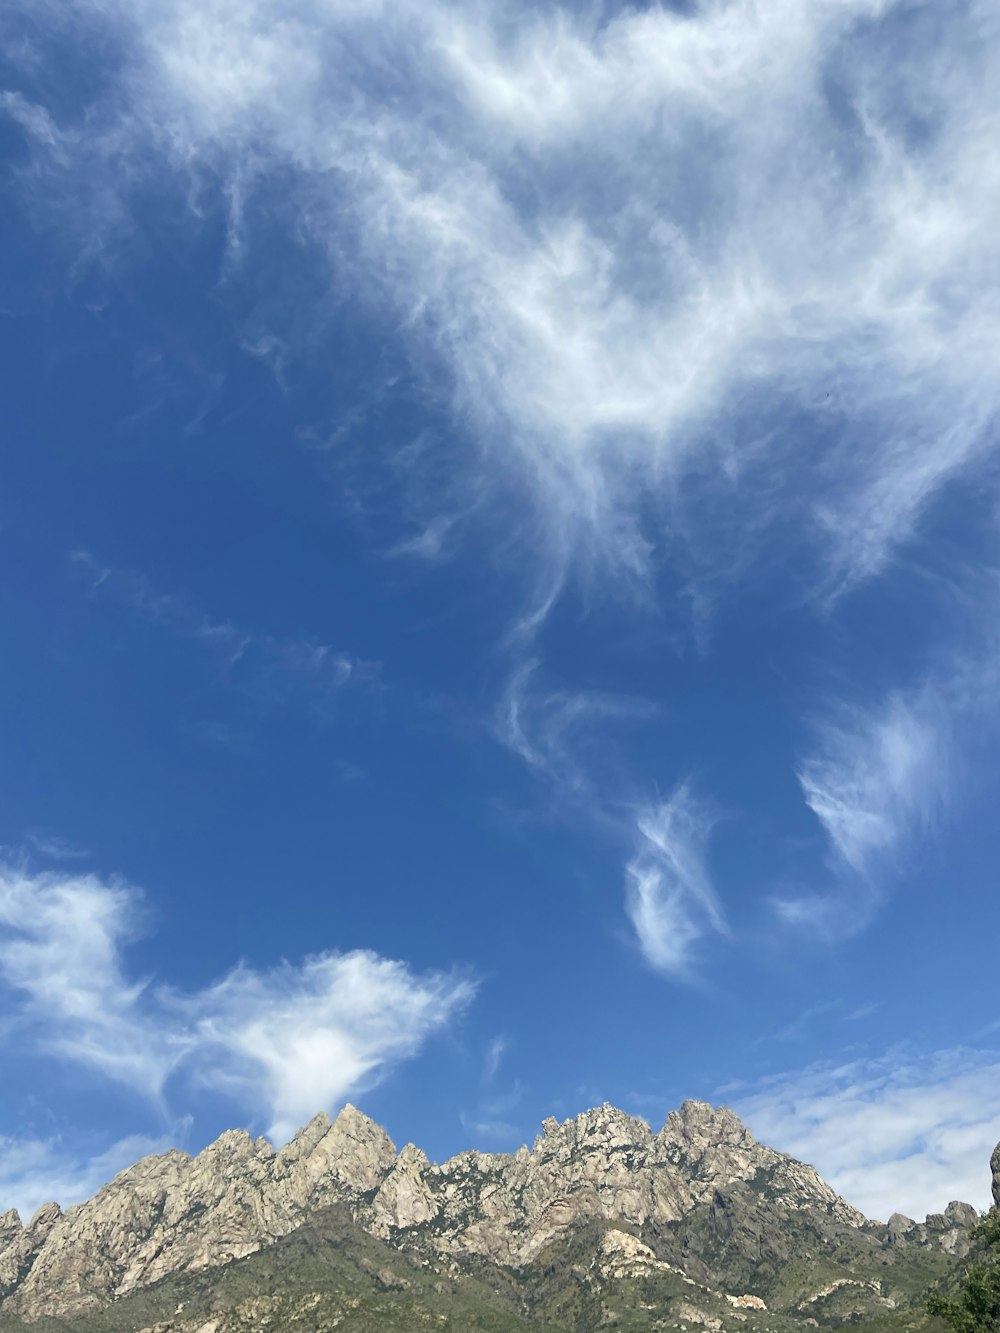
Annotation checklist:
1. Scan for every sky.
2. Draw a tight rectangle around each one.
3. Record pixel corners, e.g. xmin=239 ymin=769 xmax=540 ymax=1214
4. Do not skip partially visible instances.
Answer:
xmin=1 ymin=0 xmax=999 ymax=1228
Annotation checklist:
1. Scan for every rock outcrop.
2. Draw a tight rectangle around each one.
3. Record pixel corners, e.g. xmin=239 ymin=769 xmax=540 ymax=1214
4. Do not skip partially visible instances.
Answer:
xmin=0 ymin=1100 xmax=978 ymax=1322
xmin=884 ymin=1200 xmax=980 ymax=1257
xmin=992 ymin=1140 xmax=1000 ymax=1209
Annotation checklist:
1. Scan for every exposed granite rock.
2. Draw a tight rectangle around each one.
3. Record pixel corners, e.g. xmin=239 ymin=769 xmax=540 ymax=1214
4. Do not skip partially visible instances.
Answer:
xmin=378 ymin=1099 xmax=866 ymax=1268
xmin=674 ymin=1300 xmax=723 ymax=1330
xmin=883 ymin=1199 xmax=979 ymax=1259
xmin=886 ymin=1212 xmax=917 ymax=1245
xmin=370 ymin=1144 xmax=437 ymax=1231
xmin=0 ymin=1202 xmax=61 ymax=1300
xmin=992 ymin=1141 xmax=1000 ymax=1208
xmin=0 ymin=1099 xmax=979 ymax=1322
xmin=593 ymin=1228 xmax=673 ymax=1280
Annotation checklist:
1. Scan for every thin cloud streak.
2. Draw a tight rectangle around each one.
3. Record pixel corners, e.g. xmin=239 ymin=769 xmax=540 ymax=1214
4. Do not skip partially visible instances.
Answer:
xmin=498 ymin=659 xmax=657 ymax=801
xmin=483 ymin=1034 xmax=509 ymax=1083
xmin=625 ymin=786 xmax=728 ymax=979
xmin=774 ymin=690 xmax=949 ymax=937
xmin=496 ymin=664 xmax=723 ymax=980
xmin=798 ymin=695 xmax=947 ymax=881
xmin=778 ymin=599 xmax=1000 ymax=939
xmin=72 ymin=551 xmax=372 ymax=720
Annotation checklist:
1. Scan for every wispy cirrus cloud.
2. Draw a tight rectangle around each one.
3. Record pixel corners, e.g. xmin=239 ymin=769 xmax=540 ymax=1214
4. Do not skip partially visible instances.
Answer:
xmin=497 ymin=665 xmax=725 ymax=978
xmin=6 ymin=0 xmax=1000 ymax=985
xmin=498 ymin=659 xmax=656 ymax=802
xmin=625 ymin=786 xmax=728 ymax=979
xmin=734 ymin=1047 xmax=1000 ymax=1221
xmin=72 ymin=551 xmax=373 ymax=721
xmin=5 ymin=0 xmax=999 ymax=602
xmin=460 ymin=1037 xmax=522 ymax=1145
xmin=778 ymin=591 xmax=1000 ymax=938
xmin=774 ymin=689 xmax=950 ymax=936
xmin=797 ymin=694 xmax=946 ymax=882
xmin=0 ymin=862 xmax=475 ymax=1145
xmin=483 ymin=1034 xmax=509 ymax=1083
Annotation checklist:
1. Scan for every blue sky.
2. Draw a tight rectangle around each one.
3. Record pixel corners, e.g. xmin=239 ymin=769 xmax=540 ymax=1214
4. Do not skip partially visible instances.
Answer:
xmin=1 ymin=0 xmax=999 ymax=1226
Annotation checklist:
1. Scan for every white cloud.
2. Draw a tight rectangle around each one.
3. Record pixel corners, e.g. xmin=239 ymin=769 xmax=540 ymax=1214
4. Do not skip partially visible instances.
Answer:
xmin=180 ymin=952 xmax=476 ymax=1143
xmin=625 ymin=786 xmax=728 ymax=978
xmin=7 ymin=0 xmax=1000 ymax=600
xmin=6 ymin=0 xmax=1000 ymax=981
xmin=797 ymin=693 xmax=947 ymax=880
xmin=734 ymin=1047 xmax=1000 ymax=1221
xmin=0 ymin=865 xmax=182 ymax=1098
xmin=773 ymin=689 xmax=949 ymax=935
xmin=0 ymin=863 xmax=474 ymax=1144
xmin=779 ymin=603 xmax=1000 ymax=936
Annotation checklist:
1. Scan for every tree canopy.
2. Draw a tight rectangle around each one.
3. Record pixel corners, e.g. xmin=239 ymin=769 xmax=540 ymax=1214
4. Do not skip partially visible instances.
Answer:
xmin=929 ymin=1212 xmax=1000 ymax=1333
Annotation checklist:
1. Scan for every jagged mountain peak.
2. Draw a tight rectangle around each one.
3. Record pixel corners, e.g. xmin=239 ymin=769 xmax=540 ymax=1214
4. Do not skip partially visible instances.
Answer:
xmin=0 ymin=1102 xmax=986 ymax=1324
xmin=663 ymin=1099 xmax=754 ymax=1143
xmin=531 ymin=1102 xmax=655 ymax=1156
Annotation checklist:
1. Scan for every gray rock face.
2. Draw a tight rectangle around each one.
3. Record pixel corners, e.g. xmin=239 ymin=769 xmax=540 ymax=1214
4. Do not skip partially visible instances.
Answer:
xmin=0 ymin=1203 xmax=61 ymax=1300
xmin=0 ymin=1109 xmax=388 ymax=1320
xmin=0 ymin=1100 xmax=973 ymax=1322
xmin=916 ymin=1200 xmax=982 ymax=1256
xmin=881 ymin=1199 xmax=981 ymax=1260
xmin=886 ymin=1212 xmax=916 ymax=1245
xmin=992 ymin=1141 xmax=1000 ymax=1208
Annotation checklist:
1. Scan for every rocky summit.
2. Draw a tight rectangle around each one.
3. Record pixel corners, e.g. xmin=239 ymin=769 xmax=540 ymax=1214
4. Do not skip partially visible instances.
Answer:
xmin=0 ymin=1101 xmax=993 ymax=1333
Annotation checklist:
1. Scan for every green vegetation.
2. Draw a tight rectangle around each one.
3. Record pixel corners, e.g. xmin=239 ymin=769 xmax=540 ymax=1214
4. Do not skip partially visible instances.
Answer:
xmin=0 ymin=1198 xmax=981 ymax=1333
xmin=928 ymin=1213 xmax=1000 ymax=1333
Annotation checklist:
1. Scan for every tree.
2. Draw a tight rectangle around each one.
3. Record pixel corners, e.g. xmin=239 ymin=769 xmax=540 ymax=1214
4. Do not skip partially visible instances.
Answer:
xmin=929 ymin=1212 xmax=1000 ymax=1333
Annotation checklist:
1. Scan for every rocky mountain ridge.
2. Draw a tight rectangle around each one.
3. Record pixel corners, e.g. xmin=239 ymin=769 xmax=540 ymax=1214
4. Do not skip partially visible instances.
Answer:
xmin=0 ymin=1100 xmax=985 ymax=1324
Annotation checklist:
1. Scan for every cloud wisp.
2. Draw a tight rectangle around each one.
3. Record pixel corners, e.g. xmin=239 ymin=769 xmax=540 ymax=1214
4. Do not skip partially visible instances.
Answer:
xmin=0 ymin=862 xmax=475 ymax=1144
xmin=734 ymin=1047 xmax=1000 ymax=1221
xmin=6 ymin=0 xmax=1000 ymax=604
xmin=0 ymin=867 xmax=179 ymax=1099
xmin=497 ymin=664 xmax=726 ymax=979
xmin=625 ymin=786 xmax=728 ymax=979
xmin=498 ymin=659 xmax=657 ymax=804
xmin=778 ymin=588 xmax=1000 ymax=940
xmin=773 ymin=689 xmax=950 ymax=937
xmin=797 ymin=694 xmax=946 ymax=883
xmin=72 ymin=551 xmax=372 ymax=722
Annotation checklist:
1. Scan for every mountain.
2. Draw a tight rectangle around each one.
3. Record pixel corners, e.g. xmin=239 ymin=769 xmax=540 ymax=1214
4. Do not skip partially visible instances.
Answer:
xmin=0 ymin=1100 xmax=989 ymax=1332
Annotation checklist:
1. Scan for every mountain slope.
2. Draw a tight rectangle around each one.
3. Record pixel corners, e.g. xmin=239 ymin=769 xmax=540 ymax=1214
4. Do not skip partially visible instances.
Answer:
xmin=0 ymin=1100 xmax=985 ymax=1329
